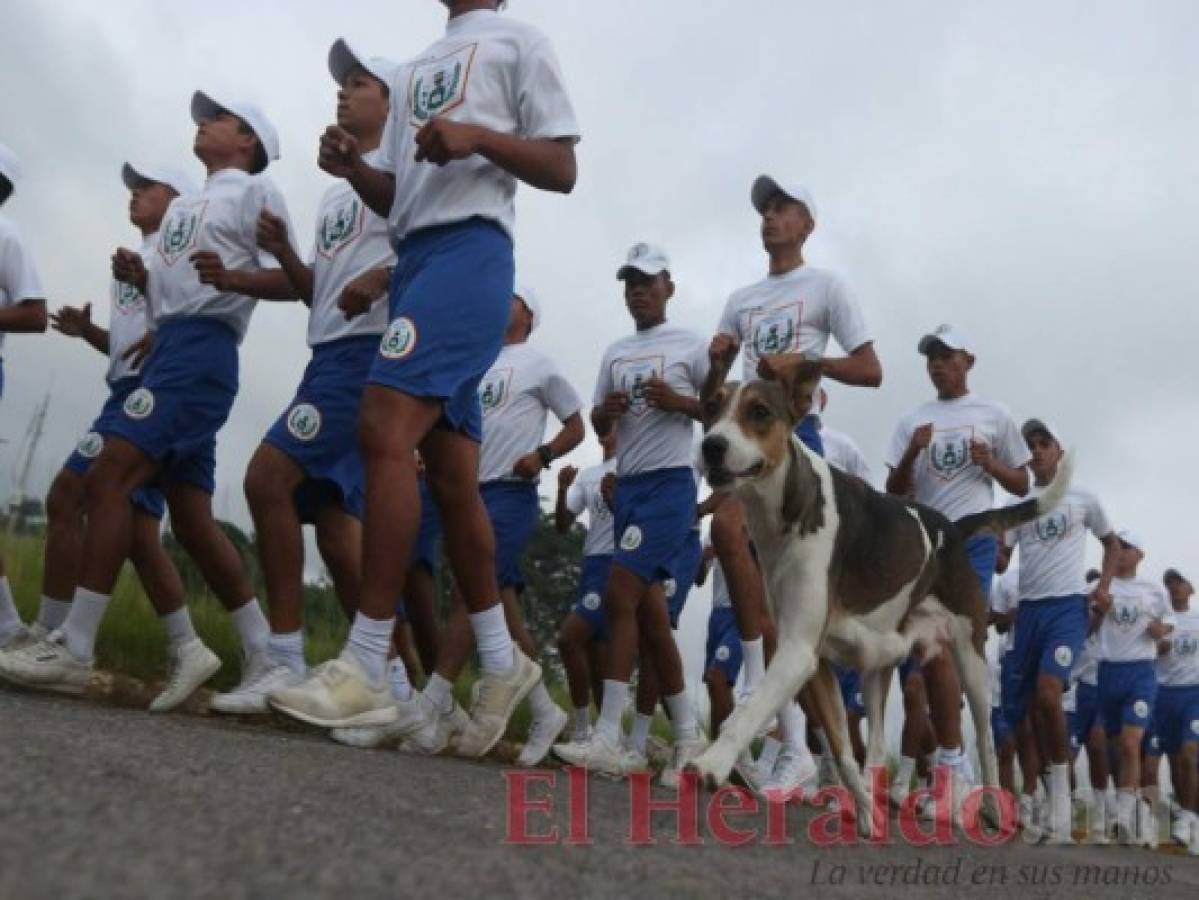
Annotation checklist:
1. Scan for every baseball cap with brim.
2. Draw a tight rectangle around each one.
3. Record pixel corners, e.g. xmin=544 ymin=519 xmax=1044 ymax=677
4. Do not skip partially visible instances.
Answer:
xmin=0 ymin=142 xmax=21 ymax=193
xmin=918 ymin=323 xmax=973 ymax=356
xmin=121 ymin=162 xmax=199 ymax=198
xmin=191 ymin=91 xmax=280 ymax=173
xmin=328 ymin=38 xmax=399 ymax=91
xmin=1164 ymin=568 xmax=1187 ymax=584
xmin=1116 ymin=529 xmax=1145 ymax=552
xmin=751 ymin=175 xmax=817 ymax=220
xmin=616 ymin=242 xmax=670 ymax=280
xmin=514 ymin=284 xmax=541 ymax=332
xmin=1021 ymin=418 xmax=1062 ymax=445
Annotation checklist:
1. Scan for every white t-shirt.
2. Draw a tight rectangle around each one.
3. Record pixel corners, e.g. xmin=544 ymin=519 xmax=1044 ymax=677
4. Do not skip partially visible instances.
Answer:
xmin=148 ymin=168 xmax=292 ymax=344
xmin=106 ymin=232 xmax=156 ymax=383
xmin=478 ymin=341 xmax=581 ymax=483
xmin=307 ymin=150 xmax=395 ymax=346
xmin=374 ymin=9 xmax=580 ymax=245
xmin=711 ymin=560 xmax=732 ymax=610
xmin=1156 ymin=607 xmax=1199 ymax=687
xmin=1073 ymin=632 xmax=1101 ymax=686
xmin=1097 ymin=576 xmax=1174 ymax=663
xmin=565 ymin=458 xmax=617 ymax=558
xmin=821 ymin=423 xmax=873 ymax=484
xmin=1005 ymin=484 xmax=1112 ymax=601
xmin=885 ymin=394 xmax=1030 ymax=522
xmin=0 ymin=214 xmax=45 ymax=355
xmin=991 ymin=565 xmax=1020 ymax=655
xmin=592 ymin=323 xmax=709 ymax=477
xmin=716 ymin=265 xmax=871 ymax=383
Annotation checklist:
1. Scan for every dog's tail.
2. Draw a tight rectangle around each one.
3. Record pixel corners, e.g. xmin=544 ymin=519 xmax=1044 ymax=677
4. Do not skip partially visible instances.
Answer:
xmin=954 ymin=450 xmax=1074 ymax=540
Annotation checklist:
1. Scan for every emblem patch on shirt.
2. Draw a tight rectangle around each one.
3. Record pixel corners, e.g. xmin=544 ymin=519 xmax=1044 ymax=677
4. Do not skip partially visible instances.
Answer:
xmin=123 ymin=387 xmax=156 ymax=420
xmin=1176 ymin=634 xmax=1198 ymax=657
xmin=113 ymin=281 xmax=143 ymax=314
xmin=1112 ymin=603 xmax=1140 ymax=630
xmin=380 ymin=317 xmax=417 ymax=360
xmin=76 ymin=431 xmax=104 ymax=460
xmin=157 ymin=201 xmax=207 ymax=267
xmin=612 ymin=355 xmax=664 ymax=417
xmin=928 ymin=426 xmax=974 ymax=481
xmin=286 ymin=403 xmax=322 ymax=442
xmin=620 ymin=525 xmax=643 ymax=552
xmin=1034 ymin=511 xmax=1070 ymax=542
xmin=478 ymin=367 xmax=513 ymax=416
xmin=409 ymin=44 xmax=478 ymax=126
xmin=747 ymin=302 xmax=802 ymax=362
xmin=316 ymin=197 xmax=364 ymax=259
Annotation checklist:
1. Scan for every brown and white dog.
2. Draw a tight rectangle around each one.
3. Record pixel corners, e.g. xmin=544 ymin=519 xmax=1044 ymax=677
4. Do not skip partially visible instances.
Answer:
xmin=692 ymin=355 xmax=1071 ymax=833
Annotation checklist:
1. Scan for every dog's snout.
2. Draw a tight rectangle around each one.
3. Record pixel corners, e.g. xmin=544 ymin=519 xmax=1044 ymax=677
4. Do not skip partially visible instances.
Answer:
xmin=702 ymin=434 xmax=729 ymax=466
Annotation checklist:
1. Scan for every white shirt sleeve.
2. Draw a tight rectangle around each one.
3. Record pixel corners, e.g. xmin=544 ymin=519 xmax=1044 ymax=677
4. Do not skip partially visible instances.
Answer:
xmin=1084 ymin=491 xmax=1114 ymax=539
xmin=825 ymin=274 xmax=872 ymax=354
xmin=246 ymin=180 xmax=294 ymax=270
xmin=716 ymin=293 xmax=742 ymax=340
xmin=0 ymin=227 xmax=44 ymax=305
xmin=565 ymin=480 xmax=586 ymax=516
xmin=995 ymin=408 xmax=1033 ymax=469
xmin=515 ymin=35 xmax=581 ymax=142
xmin=592 ymin=350 xmax=613 ymax=407
xmin=688 ymin=337 xmax=712 ymax=391
xmin=883 ymin=417 xmax=912 ymax=470
xmin=1154 ymin=588 xmax=1175 ymax=626
xmin=539 ymin=358 xmax=582 ymax=422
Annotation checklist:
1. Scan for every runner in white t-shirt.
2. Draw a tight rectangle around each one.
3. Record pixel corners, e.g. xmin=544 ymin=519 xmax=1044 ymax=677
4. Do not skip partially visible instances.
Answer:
xmin=272 ymin=0 xmax=581 ymax=760
xmin=816 ymin=389 xmax=872 ymax=484
xmin=885 ymin=323 xmax=1031 ymax=821
xmin=0 ymin=141 xmax=48 ymax=650
xmin=1153 ymin=570 xmax=1199 ymax=852
xmin=554 ymin=242 xmax=708 ymax=785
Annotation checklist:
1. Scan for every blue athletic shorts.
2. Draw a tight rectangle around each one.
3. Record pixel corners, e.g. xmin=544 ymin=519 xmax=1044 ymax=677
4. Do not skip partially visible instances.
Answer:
xmin=1002 ymin=594 xmax=1088 ymax=726
xmin=264 ymin=334 xmax=377 ymax=521
xmin=612 ymin=467 xmax=698 ymax=585
xmin=571 ymin=554 xmax=614 ymax=640
xmin=1071 ymin=680 xmax=1101 ymax=748
xmin=1098 ymin=659 xmax=1158 ymax=737
xmin=481 ymin=480 xmax=540 ymax=591
xmin=664 ymin=527 xmax=703 ymax=628
xmin=63 ymin=376 xmax=165 ymax=519
xmin=105 ymin=317 xmax=238 ymax=494
xmin=1148 ymin=685 xmax=1199 ymax=755
xmin=835 ymin=664 xmax=865 ymax=716
xmin=991 ymin=705 xmax=1013 ymax=748
xmin=795 ymin=414 xmax=824 ymax=456
xmin=705 ymin=605 xmax=743 ymax=686
xmin=369 ymin=219 xmax=513 ymax=443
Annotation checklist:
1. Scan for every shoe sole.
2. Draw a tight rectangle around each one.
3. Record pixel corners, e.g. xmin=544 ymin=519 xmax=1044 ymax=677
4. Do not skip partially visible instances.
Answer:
xmin=150 ymin=655 xmax=222 ymax=713
xmin=461 ymin=661 xmax=541 ymax=758
xmin=268 ymin=698 xmax=399 ymax=730
xmin=0 ymin=668 xmax=90 ymax=695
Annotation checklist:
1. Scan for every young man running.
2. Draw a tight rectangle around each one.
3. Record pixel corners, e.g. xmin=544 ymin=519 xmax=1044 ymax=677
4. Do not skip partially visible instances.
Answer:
xmin=554 ymin=243 xmax=708 ymax=784
xmin=0 ymin=141 xmax=48 ymax=651
xmin=270 ymin=0 xmax=580 ymax=759
xmin=213 ymin=40 xmax=400 ymax=713
xmin=0 ymin=93 xmax=292 ymax=696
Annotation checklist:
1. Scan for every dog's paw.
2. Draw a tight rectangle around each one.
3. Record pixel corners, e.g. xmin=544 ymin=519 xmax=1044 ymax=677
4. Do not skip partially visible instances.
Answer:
xmin=688 ymin=750 xmax=734 ymax=790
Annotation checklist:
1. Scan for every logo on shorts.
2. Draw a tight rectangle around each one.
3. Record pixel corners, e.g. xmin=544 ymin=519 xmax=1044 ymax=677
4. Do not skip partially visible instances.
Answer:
xmin=286 ymin=403 xmax=322 ymax=442
xmin=1191 ymin=720 xmax=1199 ymax=736
xmin=1054 ymin=645 xmax=1073 ymax=668
xmin=123 ymin=387 xmax=155 ymax=420
xmin=1034 ymin=511 xmax=1070 ymax=543
xmin=620 ymin=525 xmax=643 ymax=552
xmin=317 ymin=197 xmax=364 ymax=258
xmin=582 ymin=592 xmax=601 ymax=612
xmin=1148 ymin=734 xmax=1160 ymax=751
xmin=1133 ymin=699 xmax=1149 ymax=720
xmin=380 ymin=317 xmax=417 ymax=360
xmin=76 ymin=431 xmax=104 ymax=459
xmin=929 ymin=426 xmax=974 ymax=480
xmin=663 ymin=579 xmax=678 ymax=599
xmin=409 ymin=44 xmax=477 ymax=126
xmin=715 ymin=645 xmax=731 ymax=663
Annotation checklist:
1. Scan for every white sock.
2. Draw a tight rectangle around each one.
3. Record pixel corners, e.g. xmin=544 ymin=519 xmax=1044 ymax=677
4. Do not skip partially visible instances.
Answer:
xmin=758 ymin=735 xmax=782 ymax=773
xmin=387 ymin=657 xmax=413 ymax=702
xmin=896 ymin=755 xmax=917 ymax=791
xmin=596 ymin=679 xmax=629 ymax=744
xmin=573 ymin=706 xmax=591 ymax=735
xmin=630 ymin=712 xmax=653 ymax=754
xmin=229 ymin=599 xmax=270 ymax=658
xmin=424 ymin=673 xmax=454 ymax=713
xmin=0 ymin=576 xmax=20 ymax=639
xmin=469 ymin=604 xmax=515 ymax=675
xmin=345 ymin=612 xmax=394 ymax=684
xmin=267 ymin=630 xmax=306 ymax=675
xmin=160 ymin=608 xmax=196 ymax=647
xmin=60 ymin=587 xmax=110 ymax=661
xmin=1117 ymin=789 xmax=1138 ymax=833
xmin=936 ymin=745 xmax=965 ymax=772
xmin=778 ymin=701 xmax=805 ymax=751
xmin=664 ymin=691 xmax=699 ymax=742
xmin=527 ymin=679 xmax=557 ymax=720
xmin=740 ymin=637 xmax=765 ymax=692
xmin=37 ymin=595 xmax=72 ymax=631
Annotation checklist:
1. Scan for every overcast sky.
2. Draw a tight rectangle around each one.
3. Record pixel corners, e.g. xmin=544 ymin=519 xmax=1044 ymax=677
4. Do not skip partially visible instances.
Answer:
xmin=3 ymin=2 xmax=1198 ymax=703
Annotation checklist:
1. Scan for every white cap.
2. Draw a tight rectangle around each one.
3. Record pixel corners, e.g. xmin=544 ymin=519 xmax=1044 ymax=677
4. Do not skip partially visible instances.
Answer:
xmin=328 ymin=38 xmax=400 ymax=90
xmin=121 ymin=162 xmax=199 ymax=198
xmin=1117 ymin=529 xmax=1146 ymax=552
xmin=751 ymin=175 xmax=817 ymax=220
xmin=917 ymin=323 xmax=973 ymax=356
xmin=616 ymin=242 xmax=671 ymax=280
xmin=0 ymin=142 xmax=22 ymax=192
xmin=514 ymin=284 xmax=541 ymax=332
xmin=191 ymin=91 xmax=280 ymax=173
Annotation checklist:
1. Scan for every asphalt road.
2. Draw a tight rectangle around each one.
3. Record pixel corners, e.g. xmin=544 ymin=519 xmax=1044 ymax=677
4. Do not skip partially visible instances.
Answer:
xmin=1 ymin=690 xmax=1196 ymax=900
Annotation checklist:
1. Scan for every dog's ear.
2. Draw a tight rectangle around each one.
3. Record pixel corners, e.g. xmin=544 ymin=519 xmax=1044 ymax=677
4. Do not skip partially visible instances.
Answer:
xmin=757 ymin=353 xmax=824 ymax=424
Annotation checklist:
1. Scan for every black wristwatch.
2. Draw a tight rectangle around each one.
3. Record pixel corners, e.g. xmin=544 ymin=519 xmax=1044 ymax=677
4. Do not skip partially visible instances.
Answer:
xmin=536 ymin=444 xmax=554 ymax=469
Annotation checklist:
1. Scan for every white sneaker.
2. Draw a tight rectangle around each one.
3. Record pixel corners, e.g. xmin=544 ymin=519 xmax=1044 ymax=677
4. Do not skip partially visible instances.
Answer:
xmin=0 ymin=631 xmax=92 ymax=694
xmin=407 ymin=698 xmax=470 ymax=755
xmin=1019 ymin=794 xmax=1043 ymax=842
xmin=211 ymin=655 xmax=303 ymax=715
xmin=1088 ymin=800 xmax=1110 ymax=845
xmin=1138 ymin=799 xmax=1159 ymax=849
xmin=643 ymin=734 xmax=673 ymax=770
xmin=1171 ymin=810 xmax=1192 ymax=847
xmin=890 ymin=772 xmax=914 ymax=810
xmin=456 ymin=647 xmax=541 ymax=758
xmin=0 ymin=622 xmax=48 ymax=652
xmin=268 ymin=653 xmax=396 ymax=729
xmin=150 ymin=639 xmax=221 ymax=712
xmin=553 ymin=729 xmax=632 ymax=778
xmin=660 ymin=735 xmax=708 ymax=789
xmin=1190 ymin=813 xmax=1199 ymax=856
xmin=517 ymin=704 xmax=569 ymax=767
xmin=733 ymin=750 xmax=766 ymax=793
xmin=762 ymin=746 xmax=818 ymax=801
xmin=331 ymin=690 xmax=435 ymax=749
